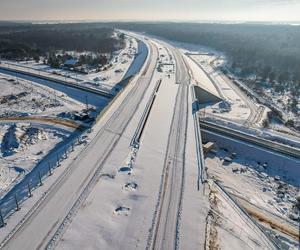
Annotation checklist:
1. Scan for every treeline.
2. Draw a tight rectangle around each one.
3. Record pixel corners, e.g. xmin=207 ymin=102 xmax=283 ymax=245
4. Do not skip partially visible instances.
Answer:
xmin=0 ymin=23 xmax=124 ymax=61
xmin=47 ymin=53 xmax=108 ymax=69
xmin=111 ymin=22 xmax=300 ymax=90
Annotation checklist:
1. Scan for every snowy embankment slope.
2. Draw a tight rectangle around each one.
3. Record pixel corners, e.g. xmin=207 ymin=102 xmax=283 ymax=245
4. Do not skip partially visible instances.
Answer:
xmin=122 ymin=40 xmax=148 ymax=80
xmin=184 ymin=55 xmax=219 ymax=97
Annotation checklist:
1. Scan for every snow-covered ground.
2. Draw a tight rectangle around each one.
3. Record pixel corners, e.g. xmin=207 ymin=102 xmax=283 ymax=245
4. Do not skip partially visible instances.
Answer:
xmin=0 ymin=122 xmax=73 ymax=197
xmin=0 ymin=70 xmax=109 ymax=112
xmin=0 ymin=30 xmax=298 ymax=250
xmin=207 ymin=180 xmax=276 ymax=250
xmin=0 ymin=74 xmax=85 ymax=197
xmin=0 ymin=73 xmax=84 ymax=117
xmin=0 ymin=34 xmax=138 ymax=92
xmin=205 ymin=148 xmax=299 ymax=218
xmin=203 ymin=130 xmax=300 ymax=185
xmin=203 ymin=130 xmax=300 ymax=249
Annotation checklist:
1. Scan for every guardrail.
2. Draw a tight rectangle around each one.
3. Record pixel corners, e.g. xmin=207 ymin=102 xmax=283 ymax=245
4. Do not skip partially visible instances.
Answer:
xmin=200 ymin=120 xmax=300 ymax=159
xmin=212 ymin=180 xmax=280 ymax=249
xmin=130 ymin=79 xmax=162 ymax=148
xmin=0 ymin=127 xmax=88 ymax=228
xmin=191 ymin=85 xmax=206 ymax=190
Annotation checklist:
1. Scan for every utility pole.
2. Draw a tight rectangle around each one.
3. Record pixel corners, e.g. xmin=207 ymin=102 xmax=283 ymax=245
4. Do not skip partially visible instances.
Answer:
xmin=27 ymin=182 xmax=32 ymax=197
xmin=64 ymin=148 xmax=68 ymax=158
xmin=0 ymin=209 xmax=5 ymax=228
xmin=85 ymin=95 xmax=89 ymax=111
xmin=57 ymin=154 xmax=60 ymax=167
xmin=48 ymin=162 xmax=52 ymax=176
xmin=14 ymin=194 xmax=20 ymax=211
xmin=39 ymin=172 xmax=43 ymax=186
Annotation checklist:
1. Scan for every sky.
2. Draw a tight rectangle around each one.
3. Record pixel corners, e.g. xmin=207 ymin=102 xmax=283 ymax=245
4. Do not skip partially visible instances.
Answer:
xmin=0 ymin=0 xmax=299 ymax=22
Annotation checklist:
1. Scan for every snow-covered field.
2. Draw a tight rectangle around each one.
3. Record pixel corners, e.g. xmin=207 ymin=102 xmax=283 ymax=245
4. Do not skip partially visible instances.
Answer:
xmin=0 ymin=34 xmax=138 ymax=92
xmin=0 ymin=74 xmax=85 ymax=196
xmin=0 ymin=122 xmax=73 ymax=196
xmin=0 ymin=73 xmax=84 ymax=117
xmin=0 ymin=67 xmax=107 ymax=202
xmin=203 ymin=131 xmax=300 ymax=249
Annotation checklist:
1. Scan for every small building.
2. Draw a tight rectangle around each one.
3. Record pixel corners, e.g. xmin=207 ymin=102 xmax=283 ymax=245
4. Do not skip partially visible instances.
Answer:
xmin=64 ymin=59 xmax=78 ymax=68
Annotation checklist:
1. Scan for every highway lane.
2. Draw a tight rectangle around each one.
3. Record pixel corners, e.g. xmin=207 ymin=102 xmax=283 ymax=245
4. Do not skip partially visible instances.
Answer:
xmin=151 ymin=47 xmax=190 ymax=250
xmin=1 ymin=40 xmax=158 ymax=250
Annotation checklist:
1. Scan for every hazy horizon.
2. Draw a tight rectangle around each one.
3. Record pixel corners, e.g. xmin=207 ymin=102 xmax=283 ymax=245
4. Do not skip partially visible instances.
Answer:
xmin=1 ymin=0 xmax=300 ymax=22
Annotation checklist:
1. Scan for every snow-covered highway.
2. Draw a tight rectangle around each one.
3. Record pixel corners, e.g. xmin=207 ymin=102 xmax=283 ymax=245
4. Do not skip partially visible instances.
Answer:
xmin=0 ymin=37 xmax=157 ymax=250
xmin=0 ymin=32 xmax=289 ymax=250
xmin=150 ymin=47 xmax=190 ymax=250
